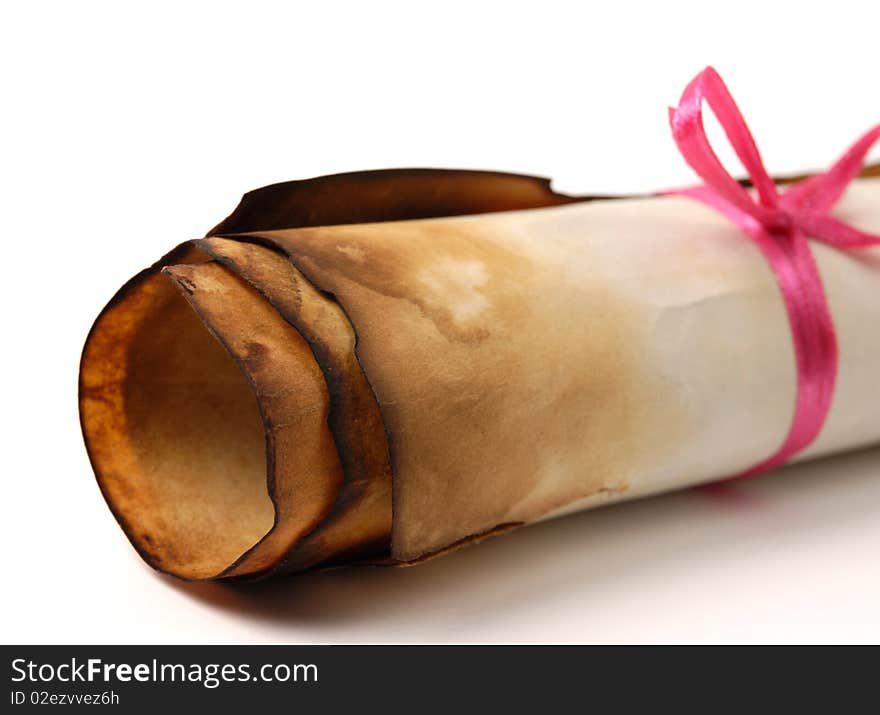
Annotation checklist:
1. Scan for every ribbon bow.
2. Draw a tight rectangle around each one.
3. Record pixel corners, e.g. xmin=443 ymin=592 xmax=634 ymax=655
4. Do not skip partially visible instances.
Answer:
xmin=667 ymin=67 xmax=880 ymax=479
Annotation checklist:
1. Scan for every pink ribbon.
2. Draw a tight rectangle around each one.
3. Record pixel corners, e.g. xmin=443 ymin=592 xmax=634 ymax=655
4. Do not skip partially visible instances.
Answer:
xmin=667 ymin=67 xmax=880 ymax=480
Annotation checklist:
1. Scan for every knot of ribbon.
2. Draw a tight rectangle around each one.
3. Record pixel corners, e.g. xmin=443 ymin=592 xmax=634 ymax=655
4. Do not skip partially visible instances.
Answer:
xmin=667 ymin=66 xmax=880 ymax=480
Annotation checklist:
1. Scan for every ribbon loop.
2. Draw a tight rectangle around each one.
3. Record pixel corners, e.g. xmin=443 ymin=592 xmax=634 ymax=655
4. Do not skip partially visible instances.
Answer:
xmin=669 ymin=67 xmax=781 ymax=224
xmin=782 ymin=124 xmax=880 ymax=213
xmin=667 ymin=67 xmax=880 ymax=480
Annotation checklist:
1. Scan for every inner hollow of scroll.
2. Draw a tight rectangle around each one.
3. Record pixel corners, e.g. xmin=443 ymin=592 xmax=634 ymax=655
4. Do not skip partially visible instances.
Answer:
xmin=84 ymin=269 xmax=274 ymax=579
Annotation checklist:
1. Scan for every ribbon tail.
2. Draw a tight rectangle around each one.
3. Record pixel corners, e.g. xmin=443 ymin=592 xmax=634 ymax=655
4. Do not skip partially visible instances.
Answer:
xmin=797 ymin=213 xmax=880 ymax=248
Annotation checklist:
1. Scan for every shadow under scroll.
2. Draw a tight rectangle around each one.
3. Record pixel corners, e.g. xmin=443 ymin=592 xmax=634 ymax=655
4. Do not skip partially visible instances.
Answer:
xmin=157 ymin=444 xmax=880 ymax=639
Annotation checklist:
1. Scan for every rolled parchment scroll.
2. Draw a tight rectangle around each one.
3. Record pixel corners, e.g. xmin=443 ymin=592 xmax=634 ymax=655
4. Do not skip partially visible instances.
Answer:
xmin=79 ymin=167 xmax=880 ymax=580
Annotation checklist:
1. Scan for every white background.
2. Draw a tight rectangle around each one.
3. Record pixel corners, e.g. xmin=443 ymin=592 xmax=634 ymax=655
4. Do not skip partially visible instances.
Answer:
xmin=2 ymin=0 xmax=879 ymax=644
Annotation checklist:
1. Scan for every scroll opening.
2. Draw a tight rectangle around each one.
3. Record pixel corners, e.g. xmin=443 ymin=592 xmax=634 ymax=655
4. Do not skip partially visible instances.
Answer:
xmin=80 ymin=266 xmax=275 ymax=580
